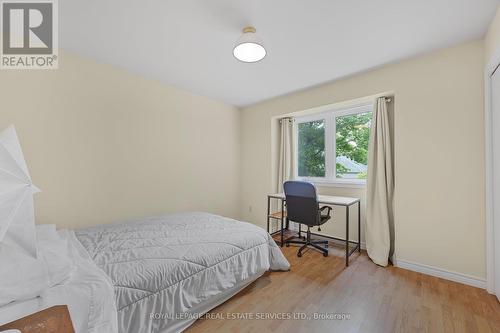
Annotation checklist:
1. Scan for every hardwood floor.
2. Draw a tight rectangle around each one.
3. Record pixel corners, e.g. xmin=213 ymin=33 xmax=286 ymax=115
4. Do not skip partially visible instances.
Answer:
xmin=187 ymin=238 xmax=500 ymax=333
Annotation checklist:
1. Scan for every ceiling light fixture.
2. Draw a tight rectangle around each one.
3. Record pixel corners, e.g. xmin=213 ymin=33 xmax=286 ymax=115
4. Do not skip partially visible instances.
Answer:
xmin=233 ymin=26 xmax=266 ymax=63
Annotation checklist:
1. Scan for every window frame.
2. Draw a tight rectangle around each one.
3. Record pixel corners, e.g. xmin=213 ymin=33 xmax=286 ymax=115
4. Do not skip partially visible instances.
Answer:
xmin=294 ymin=103 xmax=373 ymax=187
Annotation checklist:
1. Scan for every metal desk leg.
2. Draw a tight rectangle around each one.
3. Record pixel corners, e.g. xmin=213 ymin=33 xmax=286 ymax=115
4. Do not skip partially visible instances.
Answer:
xmin=358 ymin=201 xmax=361 ymax=252
xmin=280 ymin=199 xmax=284 ymax=247
xmin=346 ymin=205 xmax=350 ymax=266
xmin=267 ymin=196 xmax=270 ymax=233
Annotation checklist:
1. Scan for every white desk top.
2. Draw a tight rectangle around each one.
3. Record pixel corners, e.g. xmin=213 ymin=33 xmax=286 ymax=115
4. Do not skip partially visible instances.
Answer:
xmin=268 ymin=193 xmax=360 ymax=206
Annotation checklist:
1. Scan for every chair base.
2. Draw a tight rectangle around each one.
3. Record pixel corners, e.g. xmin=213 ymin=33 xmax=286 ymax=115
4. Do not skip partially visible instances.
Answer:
xmin=286 ymin=237 xmax=329 ymax=257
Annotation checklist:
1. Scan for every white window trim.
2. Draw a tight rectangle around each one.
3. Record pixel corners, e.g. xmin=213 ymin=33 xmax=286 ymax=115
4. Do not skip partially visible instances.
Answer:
xmin=294 ymin=103 xmax=373 ymax=188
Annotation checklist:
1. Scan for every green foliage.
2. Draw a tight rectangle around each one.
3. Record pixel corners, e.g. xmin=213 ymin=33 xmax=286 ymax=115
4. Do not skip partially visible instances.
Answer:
xmin=297 ymin=112 xmax=372 ymax=179
xmin=335 ymin=112 xmax=372 ymax=179
xmin=297 ymin=120 xmax=325 ymax=177
xmin=336 ymin=163 xmax=349 ymax=175
xmin=356 ymin=171 xmax=368 ymax=179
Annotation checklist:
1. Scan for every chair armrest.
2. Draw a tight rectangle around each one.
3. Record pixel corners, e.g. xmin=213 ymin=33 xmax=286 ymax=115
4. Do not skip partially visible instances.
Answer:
xmin=319 ymin=205 xmax=332 ymax=216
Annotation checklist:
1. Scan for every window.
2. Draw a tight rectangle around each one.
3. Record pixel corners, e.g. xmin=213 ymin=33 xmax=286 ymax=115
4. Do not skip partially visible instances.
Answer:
xmin=295 ymin=104 xmax=372 ymax=185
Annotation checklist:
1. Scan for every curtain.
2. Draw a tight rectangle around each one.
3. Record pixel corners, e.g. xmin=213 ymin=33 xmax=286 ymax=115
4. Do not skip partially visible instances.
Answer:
xmin=277 ymin=118 xmax=294 ymax=192
xmin=366 ymin=97 xmax=394 ymax=267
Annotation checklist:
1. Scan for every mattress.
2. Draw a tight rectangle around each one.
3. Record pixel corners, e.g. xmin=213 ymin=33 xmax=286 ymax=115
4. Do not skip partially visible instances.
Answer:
xmin=0 ymin=229 xmax=118 ymax=333
xmin=74 ymin=212 xmax=290 ymax=333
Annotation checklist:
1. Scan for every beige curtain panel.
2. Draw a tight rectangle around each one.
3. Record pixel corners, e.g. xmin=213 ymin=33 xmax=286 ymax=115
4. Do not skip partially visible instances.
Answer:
xmin=277 ymin=118 xmax=295 ymax=192
xmin=366 ymin=97 xmax=394 ymax=267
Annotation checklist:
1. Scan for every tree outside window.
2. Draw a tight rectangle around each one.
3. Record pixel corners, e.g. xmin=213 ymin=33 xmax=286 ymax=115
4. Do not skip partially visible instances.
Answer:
xmin=335 ymin=112 xmax=371 ymax=179
xmin=297 ymin=120 xmax=325 ymax=177
xmin=295 ymin=105 xmax=372 ymax=183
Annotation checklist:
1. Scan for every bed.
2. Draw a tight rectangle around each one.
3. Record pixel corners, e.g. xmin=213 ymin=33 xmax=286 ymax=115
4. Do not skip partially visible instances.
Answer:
xmin=0 ymin=126 xmax=289 ymax=333
xmin=73 ymin=212 xmax=290 ymax=333
xmin=0 ymin=213 xmax=289 ymax=333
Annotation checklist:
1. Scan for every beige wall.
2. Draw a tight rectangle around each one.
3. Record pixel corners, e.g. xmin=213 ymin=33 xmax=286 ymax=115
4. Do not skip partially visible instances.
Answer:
xmin=485 ymin=5 xmax=500 ymax=64
xmin=0 ymin=51 xmax=240 ymax=229
xmin=240 ymin=40 xmax=485 ymax=279
xmin=0 ymin=38 xmax=487 ymax=280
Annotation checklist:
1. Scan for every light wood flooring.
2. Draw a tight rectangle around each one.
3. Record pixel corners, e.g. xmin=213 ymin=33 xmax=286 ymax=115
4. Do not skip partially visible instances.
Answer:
xmin=187 ymin=236 xmax=500 ymax=333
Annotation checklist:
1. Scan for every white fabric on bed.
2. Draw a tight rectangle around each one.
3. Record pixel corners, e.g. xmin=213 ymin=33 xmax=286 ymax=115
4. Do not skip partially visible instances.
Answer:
xmin=0 ymin=243 xmax=50 ymax=306
xmin=0 ymin=225 xmax=75 ymax=306
xmin=74 ymin=212 xmax=290 ymax=333
xmin=0 ymin=229 xmax=118 ymax=333
xmin=37 ymin=225 xmax=75 ymax=287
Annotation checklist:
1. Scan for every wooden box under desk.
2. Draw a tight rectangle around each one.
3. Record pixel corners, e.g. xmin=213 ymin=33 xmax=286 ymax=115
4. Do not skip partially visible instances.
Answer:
xmin=0 ymin=305 xmax=75 ymax=333
xmin=268 ymin=211 xmax=286 ymax=219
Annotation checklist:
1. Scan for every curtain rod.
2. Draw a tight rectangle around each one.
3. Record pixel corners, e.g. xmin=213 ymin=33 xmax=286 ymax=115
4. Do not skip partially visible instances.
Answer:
xmin=375 ymin=96 xmax=393 ymax=103
xmin=278 ymin=96 xmax=393 ymax=122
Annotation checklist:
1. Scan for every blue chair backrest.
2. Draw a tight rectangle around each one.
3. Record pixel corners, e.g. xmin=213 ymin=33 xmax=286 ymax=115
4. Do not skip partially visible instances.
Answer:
xmin=283 ymin=181 xmax=319 ymax=227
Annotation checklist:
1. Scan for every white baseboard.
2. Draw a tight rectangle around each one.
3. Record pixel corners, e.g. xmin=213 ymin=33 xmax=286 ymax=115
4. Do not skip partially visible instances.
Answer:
xmin=393 ymin=258 xmax=486 ymax=289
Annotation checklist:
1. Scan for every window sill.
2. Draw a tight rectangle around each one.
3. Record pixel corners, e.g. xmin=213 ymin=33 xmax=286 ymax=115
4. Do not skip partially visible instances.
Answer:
xmin=298 ymin=178 xmax=366 ymax=189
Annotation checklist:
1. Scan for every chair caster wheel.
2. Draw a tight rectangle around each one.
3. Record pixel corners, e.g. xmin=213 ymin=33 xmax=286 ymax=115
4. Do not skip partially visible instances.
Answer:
xmin=323 ymin=252 xmax=328 ymax=257
xmin=297 ymin=252 xmax=302 ymax=257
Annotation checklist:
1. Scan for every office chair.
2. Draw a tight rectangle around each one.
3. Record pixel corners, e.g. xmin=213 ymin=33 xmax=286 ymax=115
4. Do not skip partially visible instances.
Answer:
xmin=283 ymin=181 xmax=332 ymax=257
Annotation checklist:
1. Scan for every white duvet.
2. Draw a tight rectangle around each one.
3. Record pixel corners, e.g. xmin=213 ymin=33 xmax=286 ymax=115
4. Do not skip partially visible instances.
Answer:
xmin=74 ymin=212 xmax=290 ymax=333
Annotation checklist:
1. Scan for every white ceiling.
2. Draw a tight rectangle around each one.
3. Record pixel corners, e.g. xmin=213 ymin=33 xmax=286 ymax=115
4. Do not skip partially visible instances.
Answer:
xmin=61 ymin=0 xmax=499 ymax=107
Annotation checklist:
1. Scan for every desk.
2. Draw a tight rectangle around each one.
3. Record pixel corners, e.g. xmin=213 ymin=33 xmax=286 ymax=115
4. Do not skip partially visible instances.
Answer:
xmin=267 ymin=193 xmax=361 ymax=266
